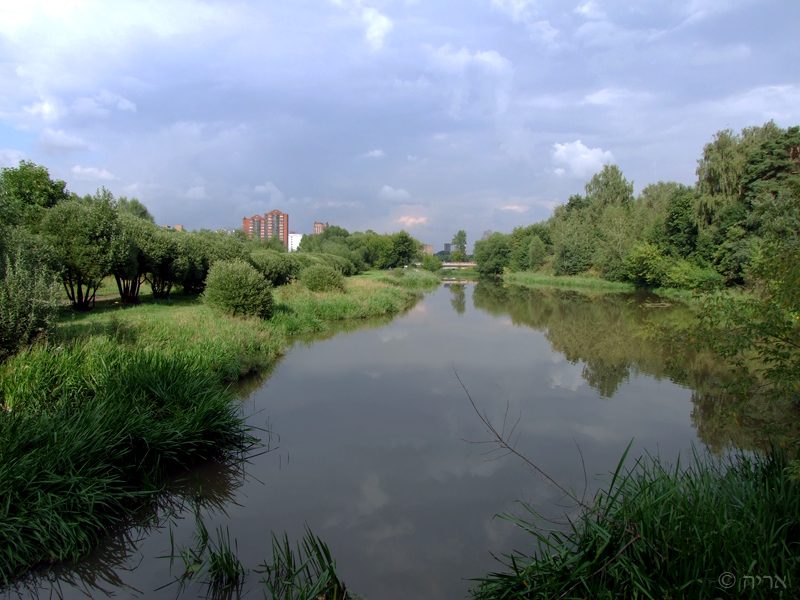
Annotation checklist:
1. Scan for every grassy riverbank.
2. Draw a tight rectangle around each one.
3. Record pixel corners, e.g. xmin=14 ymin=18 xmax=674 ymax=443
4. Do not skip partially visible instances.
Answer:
xmin=358 ymin=267 xmax=442 ymax=290
xmin=472 ymin=447 xmax=800 ymax=599
xmin=503 ymin=271 xmax=636 ymax=293
xmin=0 ymin=277 xmax=419 ymax=583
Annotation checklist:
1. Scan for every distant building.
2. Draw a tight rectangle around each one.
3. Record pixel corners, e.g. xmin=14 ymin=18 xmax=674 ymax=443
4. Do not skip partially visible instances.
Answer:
xmin=288 ymin=232 xmax=303 ymax=252
xmin=244 ymin=211 xmax=289 ymax=247
xmin=161 ymin=224 xmax=185 ymax=231
xmin=243 ymin=214 xmax=266 ymax=240
xmin=444 ymin=243 xmax=452 ymax=253
xmin=266 ymin=210 xmax=289 ymax=247
xmin=314 ymin=221 xmax=329 ymax=235
xmin=423 ymin=244 xmax=434 ymax=256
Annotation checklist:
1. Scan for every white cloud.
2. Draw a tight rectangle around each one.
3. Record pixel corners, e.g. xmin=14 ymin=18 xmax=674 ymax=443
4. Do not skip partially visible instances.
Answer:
xmin=362 ymin=149 xmax=385 ymax=158
xmin=552 ymin=140 xmax=614 ymax=179
xmin=330 ymin=1 xmax=392 ymax=50
xmin=361 ymin=7 xmax=393 ymax=50
xmin=705 ymin=84 xmax=800 ymax=123
xmin=71 ymin=165 xmax=118 ymax=181
xmin=574 ymin=1 xmax=606 ymax=20
xmin=72 ymin=90 xmax=137 ymax=117
xmin=397 ymin=215 xmax=427 ymax=226
xmin=186 ymin=185 xmax=207 ymax=199
xmin=254 ymin=181 xmax=286 ymax=203
xmin=499 ymin=204 xmax=529 ymax=213
xmin=490 ymin=0 xmax=536 ymax=22
xmin=23 ymin=99 xmax=62 ymax=121
xmin=0 ymin=149 xmax=25 ymax=168
xmin=378 ymin=185 xmax=411 ymax=201
xmin=582 ymin=87 xmax=652 ymax=106
xmin=38 ymin=129 xmax=90 ymax=153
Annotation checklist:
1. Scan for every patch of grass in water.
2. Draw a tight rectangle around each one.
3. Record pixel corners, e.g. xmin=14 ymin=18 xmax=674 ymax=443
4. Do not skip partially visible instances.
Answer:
xmin=471 ymin=447 xmax=800 ymax=599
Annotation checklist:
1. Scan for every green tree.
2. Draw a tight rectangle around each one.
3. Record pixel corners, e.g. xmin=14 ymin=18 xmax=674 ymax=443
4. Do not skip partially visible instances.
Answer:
xmin=421 ymin=254 xmax=442 ymax=272
xmin=527 ymin=235 xmax=546 ymax=269
xmin=0 ymin=160 xmax=69 ymax=227
xmin=41 ymin=188 xmax=124 ymax=311
xmin=452 ymin=230 xmax=467 ymax=255
xmin=473 ymin=232 xmax=511 ymax=275
xmin=699 ymin=180 xmax=800 ymax=404
xmin=550 ymin=212 xmax=594 ymax=276
xmin=117 ymin=196 xmax=155 ymax=223
xmin=391 ymin=230 xmax=418 ymax=266
xmin=584 ymin=164 xmax=634 ymax=213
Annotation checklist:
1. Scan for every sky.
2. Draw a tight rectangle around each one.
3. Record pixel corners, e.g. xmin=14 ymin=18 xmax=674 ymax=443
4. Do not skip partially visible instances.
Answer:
xmin=0 ymin=0 xmax=798 ymax=251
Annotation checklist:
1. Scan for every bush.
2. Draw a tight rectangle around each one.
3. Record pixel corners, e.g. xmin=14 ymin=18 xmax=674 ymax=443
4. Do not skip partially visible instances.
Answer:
xmin=250 ymin=251 xmax=300 ymax=287
xmin=421 ymin=254 xmax=442 ymax=272
xmin=0 ymin=251 xmax=60 ymax=361
xmin=662 ymin=259 xmax=724 ymax=290
xmin=299 ymin=264 xmax=345 ymax=293
xmin=203 ymin=260 xmax=273 ymax=319
xmin=624 ymin=242 xmax=667 ymax=287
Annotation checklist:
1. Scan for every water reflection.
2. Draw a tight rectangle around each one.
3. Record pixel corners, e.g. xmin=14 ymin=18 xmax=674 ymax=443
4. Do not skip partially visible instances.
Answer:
xmin=5 ymin=457 xmax=248 ymax=599
xmin=471 ymin=280 xmax=795 ymax=451
xmin=449 ymin=284 xmax=466 ymax=315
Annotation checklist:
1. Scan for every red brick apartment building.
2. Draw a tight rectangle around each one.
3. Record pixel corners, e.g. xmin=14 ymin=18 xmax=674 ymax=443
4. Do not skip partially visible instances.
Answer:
xmin=313 ymin=221 xmax=329 ymax=235
xmin=243 ymin=210 xmax=289 ymax=247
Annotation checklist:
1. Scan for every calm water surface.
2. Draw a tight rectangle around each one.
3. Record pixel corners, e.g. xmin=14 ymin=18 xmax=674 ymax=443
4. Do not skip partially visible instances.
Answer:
xmin=11 ymin=282 xmax=716 ymax=600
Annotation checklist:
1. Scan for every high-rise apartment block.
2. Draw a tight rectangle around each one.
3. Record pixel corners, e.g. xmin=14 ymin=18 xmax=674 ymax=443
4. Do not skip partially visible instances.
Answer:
xmin=243 ymin=210 xmax=289 ymax=247
xmin=313 ymin=221 xmax=329 ymax=235
xmin=243 ymin=215 xmax=266 ymax=240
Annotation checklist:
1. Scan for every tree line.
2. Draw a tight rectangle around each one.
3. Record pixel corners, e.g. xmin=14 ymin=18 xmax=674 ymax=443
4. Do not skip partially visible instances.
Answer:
xmin=0 ymin=161 xmax=425 ymax=359
xmin=473 ymin=122 xmax=800 ymax=291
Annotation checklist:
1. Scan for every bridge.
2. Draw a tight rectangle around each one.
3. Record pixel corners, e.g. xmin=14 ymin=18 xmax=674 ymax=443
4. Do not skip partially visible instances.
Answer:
xmin=440 ymin=262 xmax=477 ymax=269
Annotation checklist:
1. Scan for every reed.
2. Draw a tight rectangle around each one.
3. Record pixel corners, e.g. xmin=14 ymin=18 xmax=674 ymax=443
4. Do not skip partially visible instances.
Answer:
xmin=259 ymin=526 xmax=349 ymax=600
xmin=503 ymin=271 xmax=635 ymax=292
xmin=471 ymin=447 xmax=800 ymax=599
xmin=0 ymin=340 xmax=254 ymax=583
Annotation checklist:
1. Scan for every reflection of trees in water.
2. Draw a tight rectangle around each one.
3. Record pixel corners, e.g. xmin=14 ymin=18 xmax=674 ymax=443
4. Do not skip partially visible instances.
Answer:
xmin=6 ymin=455 xmax=248 ymax=598
xmin=471 ymin=280 xmax=795 ymax=451
xmin=449 ymin=285 xmax=466 ymax=315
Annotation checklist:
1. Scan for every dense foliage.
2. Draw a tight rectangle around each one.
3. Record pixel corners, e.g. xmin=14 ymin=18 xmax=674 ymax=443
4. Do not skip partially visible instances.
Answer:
xmin=0 ymin=252 xmax=59 ymax=361
xmin=297 ymin=225 xmax=423 ymax=270
xmin=300 ymin=264 xmax=346 ymax=293
xmin=474 ymin=123 xmax=799 ymax=292
xmin=203 ymin=259 xmax=274 ymax=319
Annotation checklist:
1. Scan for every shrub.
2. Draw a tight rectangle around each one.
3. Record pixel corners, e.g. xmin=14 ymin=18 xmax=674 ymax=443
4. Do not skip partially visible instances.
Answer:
xmin=624 ymin=242 xmax=667 ymax=287
xmin=662 ymin=259 xmax=724 ymax=290
xmin=203 ymin=260 xmax=273 ymax=319
xmin=250 ymin=251 xmax=300 ymax=287
xmin=299 ymin=265 xmax=345 ymax=293
xmin=421 ymin=254 xmax=442 ymax=272
xmin=0 ymin=251 xmax=60 ymax=361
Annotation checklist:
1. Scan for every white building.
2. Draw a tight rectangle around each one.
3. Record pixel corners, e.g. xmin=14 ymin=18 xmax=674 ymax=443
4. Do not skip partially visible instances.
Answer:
xmin=288 ymin=233 xmax=304 ymax=252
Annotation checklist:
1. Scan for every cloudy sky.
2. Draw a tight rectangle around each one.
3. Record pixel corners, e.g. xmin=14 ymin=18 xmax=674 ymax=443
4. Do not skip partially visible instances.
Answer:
xmin=0 ymin=0 xmax=797 ymax=250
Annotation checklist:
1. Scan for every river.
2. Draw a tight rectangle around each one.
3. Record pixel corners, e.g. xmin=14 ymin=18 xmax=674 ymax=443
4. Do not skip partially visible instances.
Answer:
xmin=9 ymin=281 xmax=743 ymax=600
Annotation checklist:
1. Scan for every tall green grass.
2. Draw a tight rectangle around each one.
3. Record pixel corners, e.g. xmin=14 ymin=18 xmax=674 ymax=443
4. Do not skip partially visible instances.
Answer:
xmin=259 ymin=526 xmax=349 ymax=600
xmin=504 ymin=271 xmax=635 ymax=292
xmin=471 ymin=448 xmax=800 ymax=599
xmin=362 ymin=268 xmax=441 ymax=291
xmin=0 ymin=339 xmax=255 ymax=583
